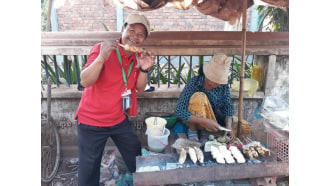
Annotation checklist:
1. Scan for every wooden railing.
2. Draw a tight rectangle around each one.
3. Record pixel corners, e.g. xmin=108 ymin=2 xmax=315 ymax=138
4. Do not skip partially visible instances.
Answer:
xmin=41 ymin=31 xmax=289 ymax=92
xmin=41 ymin=31 xmax=288 ymax=56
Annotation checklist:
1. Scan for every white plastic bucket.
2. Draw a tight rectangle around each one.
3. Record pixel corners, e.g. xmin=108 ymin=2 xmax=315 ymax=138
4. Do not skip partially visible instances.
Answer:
xmin=145 ymin=117 xmax=167 ymax=129
xmin=146 ymin=126 xmax=170 ymax=152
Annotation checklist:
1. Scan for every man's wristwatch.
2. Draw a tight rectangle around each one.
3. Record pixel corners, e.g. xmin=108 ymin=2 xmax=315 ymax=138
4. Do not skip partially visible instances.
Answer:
xmin=139 ymin=66 xmax=148 ymax=73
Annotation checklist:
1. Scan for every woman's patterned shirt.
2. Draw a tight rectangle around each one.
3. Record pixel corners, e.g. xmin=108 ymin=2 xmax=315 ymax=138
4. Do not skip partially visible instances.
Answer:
xmin=175 ymin=75 xmax=233 ymax=126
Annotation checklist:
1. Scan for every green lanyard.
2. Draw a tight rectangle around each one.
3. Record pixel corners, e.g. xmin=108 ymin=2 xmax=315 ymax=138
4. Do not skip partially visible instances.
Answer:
xmin=116 ymin=47 xmax=134 ymax=88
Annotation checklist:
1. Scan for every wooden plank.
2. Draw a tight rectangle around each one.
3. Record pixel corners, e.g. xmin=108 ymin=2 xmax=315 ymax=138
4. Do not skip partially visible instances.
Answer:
xmin=41 ymin=31 xmax=121 ymax=39
xmin=149 ymin=47 xmax=288 ymax=56
xmin=41 ymin=31 xmax=289 ymax=55
xmin=41 ymin=46 xmax=288 ymax=56
xmin=41 ymin=39 xmax=288 ymax=48
xmin=41 ymin=31 xmax=289 ymax=42
xmin=41 ymin=46 xmax=92 ymax=55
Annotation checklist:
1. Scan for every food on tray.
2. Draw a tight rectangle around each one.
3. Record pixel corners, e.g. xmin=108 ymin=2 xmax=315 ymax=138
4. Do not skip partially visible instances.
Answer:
xmin=171 ymin=138 xmax=202 ymax=152
xmin=229 ymin=146 xmax=245 ymax=163
xmin=178 ymin=148 xmax=187 ymax=164
xmin=217 ymin=136 xmax=227 ymax=143
xmin=254 ymin=144 xmax=270 ymax=157
xmin=210 ymin=146 xmax=225 ymax=164
xmin=193 ymin=146 xmax=204 ymax=163
xmin=208 ymin=134 xmax=215 ymax=141
xmin=207 ymin=134 xmax=243 ymax=148
xmin=242 ymin=142 xmax=270 ymax=159
xmin=119 ymin=43 xmax=145 ymax=53
xmin=188 ymin=147 xmax=197 ymax=164
xmin=218 ymin=145 xmax=235 ymax=164
xmin=243 ymin=146 xmax=258 ymax=160
xmin=177 ymin=146 xmax=204 ymax=164
xmin=204 ymin=141 xmax=221 ymax=152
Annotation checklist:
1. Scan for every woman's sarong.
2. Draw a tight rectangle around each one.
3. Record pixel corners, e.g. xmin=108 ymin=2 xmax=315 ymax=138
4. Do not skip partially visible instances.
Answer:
xmin=188 ymin=92 xmax=217 ymax=131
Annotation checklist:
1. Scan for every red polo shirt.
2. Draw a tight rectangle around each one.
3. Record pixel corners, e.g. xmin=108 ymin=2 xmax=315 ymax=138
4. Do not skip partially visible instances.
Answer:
xmin=74 ymin=41 xmax=140 ymax=127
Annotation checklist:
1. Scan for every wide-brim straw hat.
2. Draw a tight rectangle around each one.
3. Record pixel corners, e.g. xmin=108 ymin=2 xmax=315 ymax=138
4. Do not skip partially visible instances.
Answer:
xmin=203 ymin=53 xmax=231 ymax=84
xmin=124 ymin=14 xmax=150 ymax=37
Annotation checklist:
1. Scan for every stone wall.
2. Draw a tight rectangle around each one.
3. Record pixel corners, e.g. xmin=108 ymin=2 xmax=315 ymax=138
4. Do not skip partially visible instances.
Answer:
xmin=273 ymin=56 xmax=289 ymax=103
xmin=41 ymin=89 xmax=264 ymax=158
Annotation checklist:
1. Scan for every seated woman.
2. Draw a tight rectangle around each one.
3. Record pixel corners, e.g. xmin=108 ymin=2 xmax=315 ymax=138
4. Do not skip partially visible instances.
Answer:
xmin=175 ymin=53 xmax=234 ymax=144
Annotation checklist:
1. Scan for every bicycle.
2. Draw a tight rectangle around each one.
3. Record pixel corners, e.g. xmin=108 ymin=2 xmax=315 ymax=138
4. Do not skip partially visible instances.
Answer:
xmin=41 ymin=77 xmax=61 ymax=183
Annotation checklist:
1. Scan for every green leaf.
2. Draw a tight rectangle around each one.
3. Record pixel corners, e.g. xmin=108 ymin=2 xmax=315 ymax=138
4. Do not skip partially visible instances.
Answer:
xmin=159 ymin=73 xmax=167 ymax=84
xmin=102 ymin=23 xmax=109 ymax=31
xmin=234 ymin=60 xmax=241 ymax=75
xmin=173 ymin=63 xmax=185 ymax=84
xmin=186 ymin=69 xmax=192 ymax=82
xmin=41 ymin=60 xmax=57 ymax=84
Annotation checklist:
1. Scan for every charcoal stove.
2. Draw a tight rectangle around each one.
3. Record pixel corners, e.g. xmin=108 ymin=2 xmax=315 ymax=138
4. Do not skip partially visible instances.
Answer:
xmin=133 ymin=152 xmax=288 ymax=185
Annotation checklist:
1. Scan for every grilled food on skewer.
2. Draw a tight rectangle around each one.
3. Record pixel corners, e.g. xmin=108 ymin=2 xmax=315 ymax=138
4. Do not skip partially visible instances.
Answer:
xmin=188 ymin=147 xmax=197 ymax=164
xmin=193 ymin=146 xmax=204 ymax=163
xmin=242 ymin=142 xmax=271 ymax=159
xmin=210 ymin=146 xmax=225 ymax=164
xmin=119 ymin=43 xmax=145 ymax=53
xmin=178 ymin=148 xmax=187 ymax=164
xmin=229 ymin=146 xmax=245 ymax=163
xmin=218 ymin=145 xmax=235 ymax=164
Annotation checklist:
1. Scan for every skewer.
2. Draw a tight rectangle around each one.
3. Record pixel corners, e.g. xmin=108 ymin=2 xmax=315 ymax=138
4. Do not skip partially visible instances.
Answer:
xmin=243 ymin=136 xmax=252 ymax=144
xmin=246 ymin=136 xmax=254 ymax=143
xmin=118 ymin=43 xmax=145 ymax=53
xmin=236 ymin=138 xmax=244 ymax=146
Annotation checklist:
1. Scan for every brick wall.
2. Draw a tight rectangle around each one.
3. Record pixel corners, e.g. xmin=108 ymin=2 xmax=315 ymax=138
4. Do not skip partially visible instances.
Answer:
xmin=124 ymin=7 xmax=226 ymax=31
xmin=56 ymin=0 xmax=117 ymax=31
xmin=55 ymin=0 xmax=252 ymax=32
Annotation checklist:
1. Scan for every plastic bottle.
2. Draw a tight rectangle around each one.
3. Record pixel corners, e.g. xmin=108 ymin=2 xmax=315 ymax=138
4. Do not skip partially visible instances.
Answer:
xmin=251 ymin=65 xmax=263 ymax=88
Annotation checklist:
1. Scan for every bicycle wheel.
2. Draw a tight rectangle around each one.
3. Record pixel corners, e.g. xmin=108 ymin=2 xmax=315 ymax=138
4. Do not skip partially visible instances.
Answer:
xmin=41 ymin=116 xmax=61 ymax=183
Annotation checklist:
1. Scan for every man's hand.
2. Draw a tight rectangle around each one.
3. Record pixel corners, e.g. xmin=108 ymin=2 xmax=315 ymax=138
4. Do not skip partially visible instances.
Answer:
xmin=139 ymin=51 xmax=156 ymax=71
xmin=99 ymin=40 xmax=118 ymax=62
xmin=135 ymin=51 xmax=156 ymax=92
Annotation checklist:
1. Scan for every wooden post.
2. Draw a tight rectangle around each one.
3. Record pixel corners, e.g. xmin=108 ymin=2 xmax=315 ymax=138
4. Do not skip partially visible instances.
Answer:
xmin=237 ymin=0 xmax=248 ymax=138
xmin=46 ymin=0 xmax=53 ymax=31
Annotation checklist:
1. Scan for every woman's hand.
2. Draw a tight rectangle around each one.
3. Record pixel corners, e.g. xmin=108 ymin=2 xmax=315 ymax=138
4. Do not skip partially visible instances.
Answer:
xmin=224 ymin=117 xmax=235 ymax=142
xmin=202 ymin=118 xmax=222 ymax=132
xmin=225 ymin=131 xmax=235 ymax=143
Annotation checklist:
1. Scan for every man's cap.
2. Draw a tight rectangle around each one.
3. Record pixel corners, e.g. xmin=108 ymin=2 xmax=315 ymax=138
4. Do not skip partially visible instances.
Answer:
xmin=203 ymin=53 xmax=231 ymax=84
xmin=124 ymin=14 xmax=150 ymax=37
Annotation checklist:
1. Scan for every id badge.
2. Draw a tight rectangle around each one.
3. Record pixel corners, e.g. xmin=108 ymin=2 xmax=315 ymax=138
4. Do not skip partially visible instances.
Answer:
xmin=121 ymin=89 xmax=132 ymax=110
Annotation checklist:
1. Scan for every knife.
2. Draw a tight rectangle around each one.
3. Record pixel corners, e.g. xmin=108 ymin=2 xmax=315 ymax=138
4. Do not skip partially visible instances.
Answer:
xmin=218 ymin=126 xmax=232 ymax=132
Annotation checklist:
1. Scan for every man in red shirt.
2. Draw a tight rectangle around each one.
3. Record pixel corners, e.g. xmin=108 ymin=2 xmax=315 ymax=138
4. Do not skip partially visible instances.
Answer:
xmin=74 ymin=14 xmax=155 ymax=186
